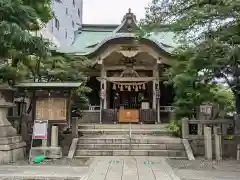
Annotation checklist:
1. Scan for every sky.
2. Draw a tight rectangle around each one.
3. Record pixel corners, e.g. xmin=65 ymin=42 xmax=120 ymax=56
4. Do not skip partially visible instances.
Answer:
xmin=82 ymin=0 xmax=151 ymax=24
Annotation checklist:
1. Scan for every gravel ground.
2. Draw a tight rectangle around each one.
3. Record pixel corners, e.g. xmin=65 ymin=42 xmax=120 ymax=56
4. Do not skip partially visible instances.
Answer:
xmin=2 ymin=157 xmax=90 ymax=166
xmin=167 ymin=157 xmax=240 ymax=172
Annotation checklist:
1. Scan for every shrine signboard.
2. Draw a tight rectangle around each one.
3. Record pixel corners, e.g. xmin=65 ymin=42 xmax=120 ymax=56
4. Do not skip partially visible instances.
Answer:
xmin=36 ymin=98 xmax=67 ymax=121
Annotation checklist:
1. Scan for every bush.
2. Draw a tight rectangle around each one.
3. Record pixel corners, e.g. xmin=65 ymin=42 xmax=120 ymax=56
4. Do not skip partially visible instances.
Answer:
xmin=165 ymin=120 xmax=182 ymax=137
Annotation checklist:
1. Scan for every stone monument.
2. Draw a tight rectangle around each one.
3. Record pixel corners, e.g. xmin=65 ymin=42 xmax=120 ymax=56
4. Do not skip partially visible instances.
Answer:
xmin=0 ymin=87 xmax=26 ymax=164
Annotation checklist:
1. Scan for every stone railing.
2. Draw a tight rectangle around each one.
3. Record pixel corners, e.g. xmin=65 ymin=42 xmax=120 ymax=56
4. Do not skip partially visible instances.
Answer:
xmin=182 ymin=118 xmax=234 ymax=140
xmin=182 ymin=118 xmax=235 ymax=160
xmin=160 ymin=106 xmax=175 ymax=122
xmin=79 ymin=110 xmax=100 ymax=123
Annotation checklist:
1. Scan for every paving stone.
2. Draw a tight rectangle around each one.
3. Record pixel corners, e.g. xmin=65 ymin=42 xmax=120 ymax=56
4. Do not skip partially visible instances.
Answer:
xmin=105 ymin=159 xmax=123 ymax=180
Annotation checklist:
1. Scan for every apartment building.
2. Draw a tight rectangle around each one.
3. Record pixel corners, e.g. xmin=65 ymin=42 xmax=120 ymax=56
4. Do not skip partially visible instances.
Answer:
xmin=46 ymin=0 xmax=83 ymax=46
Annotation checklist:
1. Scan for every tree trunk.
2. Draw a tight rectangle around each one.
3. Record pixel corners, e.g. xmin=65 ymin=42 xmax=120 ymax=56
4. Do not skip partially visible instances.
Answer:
xmin=235 ymin=93 xmax=240 ymax=114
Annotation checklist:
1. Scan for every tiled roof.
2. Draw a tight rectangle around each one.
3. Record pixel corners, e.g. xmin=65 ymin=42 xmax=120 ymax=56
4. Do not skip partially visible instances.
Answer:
xmin=56 ymin=10 xmax=178 ymax=55
xmin=57 ymin=31 xmax=177 ymax=55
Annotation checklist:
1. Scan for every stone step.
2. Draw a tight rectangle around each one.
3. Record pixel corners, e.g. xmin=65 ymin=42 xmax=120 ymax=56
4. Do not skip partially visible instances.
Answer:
xmin=78 ymin=136 xmax=182 ymax=144
xmin=78 ymin=124 xmax=167 ymax=129
xmin=75 ymin=149 xmax=187 ymax=157
xmin=77 ymin=143 xmax=184 ymax=150
xmin=78 ymin=129 xmax=170 ymax=135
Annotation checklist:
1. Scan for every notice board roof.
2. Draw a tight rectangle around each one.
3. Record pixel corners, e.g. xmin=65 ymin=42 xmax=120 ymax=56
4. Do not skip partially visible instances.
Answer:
xmin=15 ymin=82 xmax=82 ymax=89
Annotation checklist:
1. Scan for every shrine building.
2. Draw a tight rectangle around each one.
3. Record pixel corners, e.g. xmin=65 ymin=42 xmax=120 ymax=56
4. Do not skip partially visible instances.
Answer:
xmin=58 ymin=9 xmax=177 ymax=124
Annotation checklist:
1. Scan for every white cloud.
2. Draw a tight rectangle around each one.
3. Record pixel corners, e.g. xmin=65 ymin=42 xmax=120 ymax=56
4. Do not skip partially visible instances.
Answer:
xmin=82 ymin=0 xmax=151 ymax=24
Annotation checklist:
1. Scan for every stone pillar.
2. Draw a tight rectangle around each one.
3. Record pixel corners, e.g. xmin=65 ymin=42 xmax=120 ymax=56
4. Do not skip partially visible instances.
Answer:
xmin=48 ymin=125 xmax=62 ymax=159
xmin=237 ymin=144 xmax=240 ymax=160
xmin=71 ymin=117 xmax=78 ymax=138
xmin=0 ymin=90 xmax=26 ymax=164
xmin=204 ymin=126 xmax=212 ymax=160
xmin=182 ymin=118 xmax=189 ymax=139
xmin=51 ymin=126 xmax=58 ymax=147
xmin=214 ymin=126 xmax=222 ymax=161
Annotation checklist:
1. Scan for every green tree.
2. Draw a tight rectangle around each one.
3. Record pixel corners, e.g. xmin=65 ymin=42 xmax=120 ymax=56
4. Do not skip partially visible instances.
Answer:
xmin=0 ymin=0 xmax=90 ymax=111
xmin=142 ymin=0 xmax=240 ymax=117
xmin=0 ymin=0 xmax=53 ymax=85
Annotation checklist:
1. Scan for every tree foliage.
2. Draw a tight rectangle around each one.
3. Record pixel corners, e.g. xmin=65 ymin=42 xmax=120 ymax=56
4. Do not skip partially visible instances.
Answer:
xmin=0 ymin=0 xmax=53 ymax=85
xmin=0 ymin=0 xmax=90 ymax=109
xmin=143 ymin=0 xmax=240 ymax=118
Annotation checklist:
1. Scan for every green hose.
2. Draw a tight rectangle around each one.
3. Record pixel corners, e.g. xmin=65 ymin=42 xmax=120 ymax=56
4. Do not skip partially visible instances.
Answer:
xmin=33 ymin=155 xmax=46 ymax=164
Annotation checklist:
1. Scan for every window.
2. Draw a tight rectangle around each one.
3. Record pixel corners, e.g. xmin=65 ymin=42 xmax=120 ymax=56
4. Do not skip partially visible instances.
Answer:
xmin=66 ymin=8 xmax=68 ymax=15
xmin=78 ymin=9 xmax=81 ymax=17
xmin=72 ymin=21 xmax=75 ymax=28
xmin=54 ymin=18 xmax=59 ymax=30
xmin=65 ymin=31 xmax=68 ymax=39
xmin=73 ymin=0 xmax=75 ymax=6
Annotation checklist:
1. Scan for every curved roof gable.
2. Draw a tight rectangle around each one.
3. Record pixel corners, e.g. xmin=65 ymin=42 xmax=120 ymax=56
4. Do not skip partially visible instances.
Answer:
xmin=57 ymin=9 xmax=177 ymax=55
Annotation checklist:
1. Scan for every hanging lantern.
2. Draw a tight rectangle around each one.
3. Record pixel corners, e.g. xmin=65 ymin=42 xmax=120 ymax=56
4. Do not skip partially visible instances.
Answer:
xmin=120 ymin=85 xmax=123 ymax=91
xmin=128 ymin=85 xmax=131 ymax=91
xmin=143 ymin=83 xmax=146 ymax=90
xmin=113 ymin=84 xmax=116 ymax=90
xmin=139 ymin=85 xmax=141 ymax=90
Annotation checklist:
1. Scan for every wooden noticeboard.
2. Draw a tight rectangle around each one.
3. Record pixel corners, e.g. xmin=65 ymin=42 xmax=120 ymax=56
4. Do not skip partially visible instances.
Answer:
xmin=36 ymin=98 xmax=67 ymax=121
xmin=118 ymin=109 xmax=139 ymax=123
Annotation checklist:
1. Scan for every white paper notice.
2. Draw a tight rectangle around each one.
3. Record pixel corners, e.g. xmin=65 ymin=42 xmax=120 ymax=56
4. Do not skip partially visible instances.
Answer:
xmin=33 ymin=120 xmax=48 ymax=139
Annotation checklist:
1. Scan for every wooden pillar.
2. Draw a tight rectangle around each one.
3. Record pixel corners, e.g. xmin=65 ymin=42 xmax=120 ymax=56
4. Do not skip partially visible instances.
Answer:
xmin=152 ymin=65 xmax=159 ymax=110
xmin=152 ymin=80 xmax=156 ymax=109
xmin=153 ymin=65 xmax=160 ymax=123
xmin=101 ymin=66 xmax=107 ymax=109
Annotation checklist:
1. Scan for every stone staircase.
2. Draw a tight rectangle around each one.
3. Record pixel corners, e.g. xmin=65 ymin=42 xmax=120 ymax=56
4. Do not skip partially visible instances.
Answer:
xmin=73 ymin=124 xmax=187 ymax=158
xmin=78 ymin=124 xmax=170 ymax=135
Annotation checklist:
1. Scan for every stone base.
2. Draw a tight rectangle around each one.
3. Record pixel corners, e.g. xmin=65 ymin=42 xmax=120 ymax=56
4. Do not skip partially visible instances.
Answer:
xmin=0 ymin=136 xmax=26 ymax=164
xmin=48 ymin=147 xmax=63 ymax=159
xmin=0 ymin=124 xmax=17 ymax=137
xmin=30 ymin=146 xmax=63 ymax=159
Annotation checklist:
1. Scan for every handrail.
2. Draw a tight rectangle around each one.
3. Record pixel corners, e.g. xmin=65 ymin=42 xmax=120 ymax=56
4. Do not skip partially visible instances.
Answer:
xmin=129 ymin=123 xmax=132 ymax=155
xmin=188 ymin=119 xmax=233 ymax=125
xmin=129 ymin=123 xmax=132 ymax=139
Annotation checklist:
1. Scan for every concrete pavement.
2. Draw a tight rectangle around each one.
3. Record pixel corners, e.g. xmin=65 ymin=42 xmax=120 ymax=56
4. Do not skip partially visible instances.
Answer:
xmin=82 ymin=156 xmax=180 ymax=180
xmin=0 ymin=157 xmax=180 ymax=180
xmin=0 ymin=157 xmax=239 ymax=180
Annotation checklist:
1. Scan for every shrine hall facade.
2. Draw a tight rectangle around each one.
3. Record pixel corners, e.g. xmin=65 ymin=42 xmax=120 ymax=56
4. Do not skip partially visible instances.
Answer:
xmin=58 ymin=9 xmax=177 ymax=124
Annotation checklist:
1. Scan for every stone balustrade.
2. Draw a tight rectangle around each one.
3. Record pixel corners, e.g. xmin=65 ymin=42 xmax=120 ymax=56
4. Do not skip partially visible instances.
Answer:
xmin=182 ymin=118 xmax=235 ymax=159
xmin=182 ymin=118 xmax=234 ymax=139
